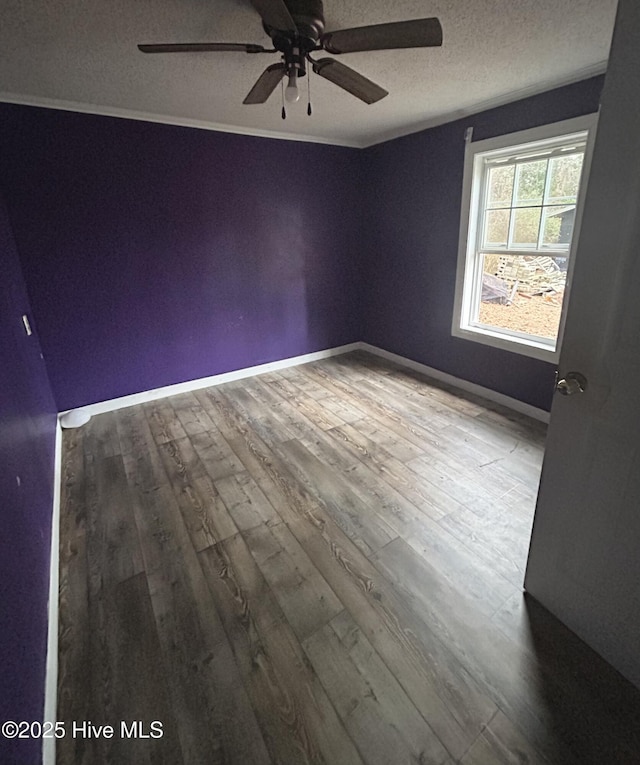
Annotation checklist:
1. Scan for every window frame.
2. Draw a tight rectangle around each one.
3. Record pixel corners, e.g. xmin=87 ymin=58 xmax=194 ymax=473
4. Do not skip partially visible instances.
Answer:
xmin=452 ymin=113 xmax=598 ymax=362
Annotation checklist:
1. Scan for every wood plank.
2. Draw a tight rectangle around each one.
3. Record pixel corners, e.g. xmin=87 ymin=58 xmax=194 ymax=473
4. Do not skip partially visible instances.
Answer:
xmin=89 ymin=573 xmax=183 ymax=765
xmin=314 ymin=393 xmax=366 ymax=424
xmin=79 ymin=458 xmax=174 ymax=763
xmin=90 ymin=454 xmax=144 ymax=587
xmin=157 ymin=436 xmax=208 ymax=485
xmin=370 ymin=534 xmax=511 ymax=648
xmin=370 ymin=537 xmax=585 ymax=765
xmin=199 ymin=535 xmax=364 ymax=764
xmin=298 ymin=431 xmax=517 ymax=611
xmin=475 ymin=405 xmax=547 ymax=446
xmin=169 ymin=391 xmax=217 ymax=435
xmin=349 ymin=377 xmax=453 ymax=433
xmin=193 ymin=387 xmax=246 ymax=441
xmin=407 ymin=451 xmax=517 ymax=511
xmin=313 ymin=357 xmax=369 ymax=386
xmin=303 ymin=382 xmax=512 ymax=501
xmin=214 ymin=470 xmax=281 ymax=531
xmin=278 ymin=365 xmax=333 ymax=399
xmin=453 ymin=413 xmax=545 ymax=469
xmin=58 ymin=425 xmax=86 ymax=564
xmin=247 ymin=375 xmax=346 ymax=432
xmin=116 ymin=404 xmax=157 ymax=455
xmin=84 ymin=411 xmax=121 ymax=459
xmin=155 ymin=435 xmax=238 ymax=549
xmin=243 ymin=521 xmax=344 ymax=640
xmin=299 ymin=430 xmax=437 ymax=529
xmin=373 ymin=360 xmax=487 ymax=418
xmin=265 ymin=368 xmax=365 ymax=424
xmin=57 ymin=428 xmax=91 ymax=765
xmin=461 ymin=711 xmax=551 ymax=765
xmin=436 ymin=505 xmax=533 ymax=587
xmin=337 ymin=357 xmax=478 ymax=423
xmin=327 ymin=422 xmax=459 ymax=520
xmin=240 ymin=377 xmax=329 ymax=439
xmin=221 ymin=431 xmax=497 ymax=759
xmin=119 ymin=410 xmax=169 ymax=494
xmin=189 ymin=428 xmax=246 ymax=481
xmin=220 ymin=382 xmax=300 ymax=444
xmin=258 ymin=371 xmax=301 ymax=399
xmin=170 ymin=467 xmax=237 ymax=549
xmin=432 ymin=423 xmax=541 ymax=492
xmin=222 ymin=385 xmax=386 ymax=538
xmin=405 ymin=422 xmax=531 ymax=503
xmin=303 ymin=610 xmax=450 ymax=765
xmin=360 ymin=366 xmax=478 ymax=426
xmin=298 ymin=363 xmax=447 ymax=452
xmin=348 ymin=416 xmax=426 ymax=463
xmin=69 ymin=443 xmax=103 ymax=765
xmin=402 ymin=516 xmax=516 ymax=616
xmin=144 ymin=399 xmax=188 ymax=444
xmin=274 ymin=438 xmax=398 ymax=557
xmin=128 ymin=480 xmax=270 ymax=764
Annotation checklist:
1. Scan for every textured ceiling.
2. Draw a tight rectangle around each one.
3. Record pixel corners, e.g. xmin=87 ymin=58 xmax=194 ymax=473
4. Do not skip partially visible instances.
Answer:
xmin=0 ymin=0 xmax=617 ymax=147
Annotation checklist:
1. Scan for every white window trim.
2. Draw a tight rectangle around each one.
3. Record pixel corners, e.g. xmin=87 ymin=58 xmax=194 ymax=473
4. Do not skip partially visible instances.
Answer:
xmin=452 ymin=113 xmax=599 ymax=363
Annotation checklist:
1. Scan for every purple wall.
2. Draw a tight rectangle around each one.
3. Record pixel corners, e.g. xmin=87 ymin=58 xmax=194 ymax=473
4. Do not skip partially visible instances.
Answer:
xmin=0 ymin=194 xmax=57 ymax=765
xmin=0 ymin=79 xmax=603 ymax=415
xmin=361 ymin=76 xmax=605 ymax=411
xmin=0 ymin=106 xmax=365 ymax=411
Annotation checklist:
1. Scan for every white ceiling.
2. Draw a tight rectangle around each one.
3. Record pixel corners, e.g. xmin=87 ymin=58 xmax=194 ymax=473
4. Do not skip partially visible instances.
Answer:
xmin=0 ymin=0 xmax=617 ymax=148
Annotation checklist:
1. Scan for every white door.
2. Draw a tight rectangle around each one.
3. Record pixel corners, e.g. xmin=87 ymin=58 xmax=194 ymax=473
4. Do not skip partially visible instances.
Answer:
xmin=524 ymin=0 xmax=640 ymax=688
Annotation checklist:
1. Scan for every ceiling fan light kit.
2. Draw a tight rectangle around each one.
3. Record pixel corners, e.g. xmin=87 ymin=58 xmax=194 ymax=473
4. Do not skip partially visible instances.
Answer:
xmin=138 ymin=0 xmax=442 ymax=115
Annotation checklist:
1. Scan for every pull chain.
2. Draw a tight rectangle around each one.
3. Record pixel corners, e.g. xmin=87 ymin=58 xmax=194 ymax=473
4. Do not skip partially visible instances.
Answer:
xmin=281 ymin=79 xmax=286 ymax=120
xmin=307 ymin=67 xmax=312 ymax=116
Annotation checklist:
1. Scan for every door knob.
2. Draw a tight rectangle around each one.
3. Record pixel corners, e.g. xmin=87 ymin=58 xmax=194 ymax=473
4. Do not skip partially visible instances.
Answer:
xmin=555 ymin=371 xmax=587 ymax=396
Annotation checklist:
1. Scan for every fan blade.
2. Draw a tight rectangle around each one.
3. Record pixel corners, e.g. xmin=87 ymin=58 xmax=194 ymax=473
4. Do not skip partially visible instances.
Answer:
xmin=138 ymin=42 xmax=269 ymax=53
xmin=250 ymin=0 xmax=297 ymax=33
xmin=312 ymin=59 xmax=387 ymax=104
xmin=321 ymin=17 xmax=442 ymax=54
xmin=243 ymin=63 xmax=286 ymax=104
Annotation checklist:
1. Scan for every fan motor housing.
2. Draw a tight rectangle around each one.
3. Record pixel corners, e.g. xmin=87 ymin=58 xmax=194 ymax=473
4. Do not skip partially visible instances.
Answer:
xmin=265 ymin=0 xmax=325 ymax=52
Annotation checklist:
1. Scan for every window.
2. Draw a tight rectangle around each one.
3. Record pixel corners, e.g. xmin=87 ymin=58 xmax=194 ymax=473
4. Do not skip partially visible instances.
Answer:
xmin=452 ymin=114 xmax=597 ymax=361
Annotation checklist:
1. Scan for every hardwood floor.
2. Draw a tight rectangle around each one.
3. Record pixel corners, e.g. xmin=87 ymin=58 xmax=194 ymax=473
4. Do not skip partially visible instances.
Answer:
xmin=57 ymin=351 xmax=640 ymax=764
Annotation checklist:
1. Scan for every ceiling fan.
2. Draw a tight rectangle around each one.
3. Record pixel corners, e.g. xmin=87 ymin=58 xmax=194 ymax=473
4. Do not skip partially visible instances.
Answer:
xmin=138 ymin=0 xmax=442 ymax=114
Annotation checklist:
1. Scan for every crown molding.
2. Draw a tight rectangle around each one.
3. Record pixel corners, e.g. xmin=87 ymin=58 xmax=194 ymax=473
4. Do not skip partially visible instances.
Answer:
xmin=0 ymin=91 xmax=362 ymax=149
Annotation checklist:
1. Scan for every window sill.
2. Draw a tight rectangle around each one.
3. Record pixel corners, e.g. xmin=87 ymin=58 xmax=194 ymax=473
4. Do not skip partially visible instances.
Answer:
xmin=452 ymin=324 xmax=559 ymax=363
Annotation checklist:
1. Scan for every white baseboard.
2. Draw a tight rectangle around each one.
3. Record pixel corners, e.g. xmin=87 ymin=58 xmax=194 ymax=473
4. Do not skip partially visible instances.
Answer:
xmin=59 ymin=343 xmax=362 ymax=421
xmin=58 ymin=340 xmax=549 ymax=425
xmin=43 ymin=420 xmax=62 ymax=765
xmin=359 ymin=343 xmax=551 ymax=423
